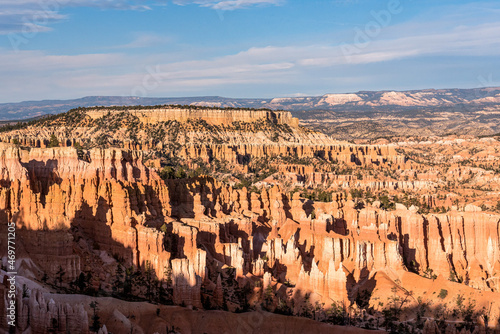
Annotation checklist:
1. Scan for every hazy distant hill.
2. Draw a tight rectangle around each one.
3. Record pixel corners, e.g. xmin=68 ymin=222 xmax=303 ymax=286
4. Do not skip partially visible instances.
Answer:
xmin=0 ymin=96 xmax=270 ymax=121
xmin=267 ymin=87 xmax=500 ymax=109
xmin=2 ymin=88 xmax=500 ymax=139
xmin=2 ymin=87 xmax=500 ymax=121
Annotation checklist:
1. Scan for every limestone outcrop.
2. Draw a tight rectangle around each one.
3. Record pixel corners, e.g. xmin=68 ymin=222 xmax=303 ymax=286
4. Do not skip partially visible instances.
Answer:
xmin=0 ymin=143 xmax=499 ymax=333
xmin=0 ymin=283 xmax=89 ymax=334
xmin=86 ymin=107 xmax=300 ymax=127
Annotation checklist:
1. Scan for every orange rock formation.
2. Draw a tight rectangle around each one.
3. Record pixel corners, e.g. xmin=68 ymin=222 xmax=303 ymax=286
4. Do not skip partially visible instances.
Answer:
xmin=0 ymin=143 xmax=499 ymax=333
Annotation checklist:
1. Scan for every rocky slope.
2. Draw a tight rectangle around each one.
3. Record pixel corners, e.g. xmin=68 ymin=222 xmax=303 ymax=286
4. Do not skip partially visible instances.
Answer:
xmin=0 ymin=143 xmax=499 ymax=333
xmin=0 ymin=106 xmax=406 ymax=174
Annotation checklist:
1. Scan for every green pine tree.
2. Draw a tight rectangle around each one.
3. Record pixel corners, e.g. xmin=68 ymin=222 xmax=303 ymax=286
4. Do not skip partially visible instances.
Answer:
xmin=49 ymin=134 xmax=60 ymax=148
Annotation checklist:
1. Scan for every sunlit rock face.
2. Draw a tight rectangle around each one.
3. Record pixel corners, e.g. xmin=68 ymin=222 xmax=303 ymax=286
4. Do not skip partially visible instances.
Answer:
xmin=86 ymin=107 xmax=300 ymax=127
xmin=0 ymin=141 xmax=499 ymax=333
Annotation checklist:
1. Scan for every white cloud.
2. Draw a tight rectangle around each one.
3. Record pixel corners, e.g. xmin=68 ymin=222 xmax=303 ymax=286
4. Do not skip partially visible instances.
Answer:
xmin=0 ymin=7 xmax=67 ymax=35
xmin=172 ymin=0 xmax=284 ymax=10
xmin=2 ymin=2 xmax=500 ymax=102
xmin=308 ymin=21 xmax=500 ymax=66
xmin=0 ymin=49 xmax=123 ymax=72
xmin=0 ymin=0 xmax=150 ymax=10
xmin=3 ymin=13 xmax=500 ymax=101
xmin=0 ymin=1 xmax=150 ymax=35
xmin=110 ymin=33 xmax=173 ymax=49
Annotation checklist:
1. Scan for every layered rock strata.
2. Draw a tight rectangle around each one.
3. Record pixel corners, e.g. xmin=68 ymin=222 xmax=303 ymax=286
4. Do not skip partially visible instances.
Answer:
xmin=0 ymin=144 xmax=499 ymax=332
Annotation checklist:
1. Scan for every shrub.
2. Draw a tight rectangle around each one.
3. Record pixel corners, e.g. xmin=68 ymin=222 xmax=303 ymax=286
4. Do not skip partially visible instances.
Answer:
xmin=438 ymin=289 xmax=448 ymax=299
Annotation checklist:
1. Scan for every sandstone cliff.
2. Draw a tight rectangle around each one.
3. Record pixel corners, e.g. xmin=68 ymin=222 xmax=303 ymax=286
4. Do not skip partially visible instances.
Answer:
xmin=1 ymin=144 xmax=499 ymax=333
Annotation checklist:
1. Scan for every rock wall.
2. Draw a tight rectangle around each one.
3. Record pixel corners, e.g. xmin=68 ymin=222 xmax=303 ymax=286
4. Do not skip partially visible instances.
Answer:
xmin=0 ymin=144 xmax=499 ymax=332
xmin=86 ymin=107 xmax=300 ymax=127
xmin=0 ymin=283 xmax=89 ymax=334
xmin=0 ymin=144 xmax=172 ymax=284
xmin=177 ymin=143 xmax=405 ymax=168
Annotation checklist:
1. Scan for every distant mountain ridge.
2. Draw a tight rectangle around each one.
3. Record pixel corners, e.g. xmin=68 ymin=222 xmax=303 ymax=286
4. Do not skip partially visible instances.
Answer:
xmin=269 ymin=87 xmax=500 ymax=109
xmin=0 ymin=96 xmax=267 ymax=121
xmin=1 ymin=87 xmax=500 ymax=121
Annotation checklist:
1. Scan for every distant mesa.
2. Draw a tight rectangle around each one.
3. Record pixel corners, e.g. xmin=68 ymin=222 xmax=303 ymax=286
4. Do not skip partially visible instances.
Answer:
xmin=86 ymin=105 xmax=300 ymax=127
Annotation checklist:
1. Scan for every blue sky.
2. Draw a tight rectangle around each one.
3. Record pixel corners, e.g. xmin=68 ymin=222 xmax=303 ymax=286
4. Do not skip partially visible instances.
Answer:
xmin=1 ymin=0 xmax=499 ymax=103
